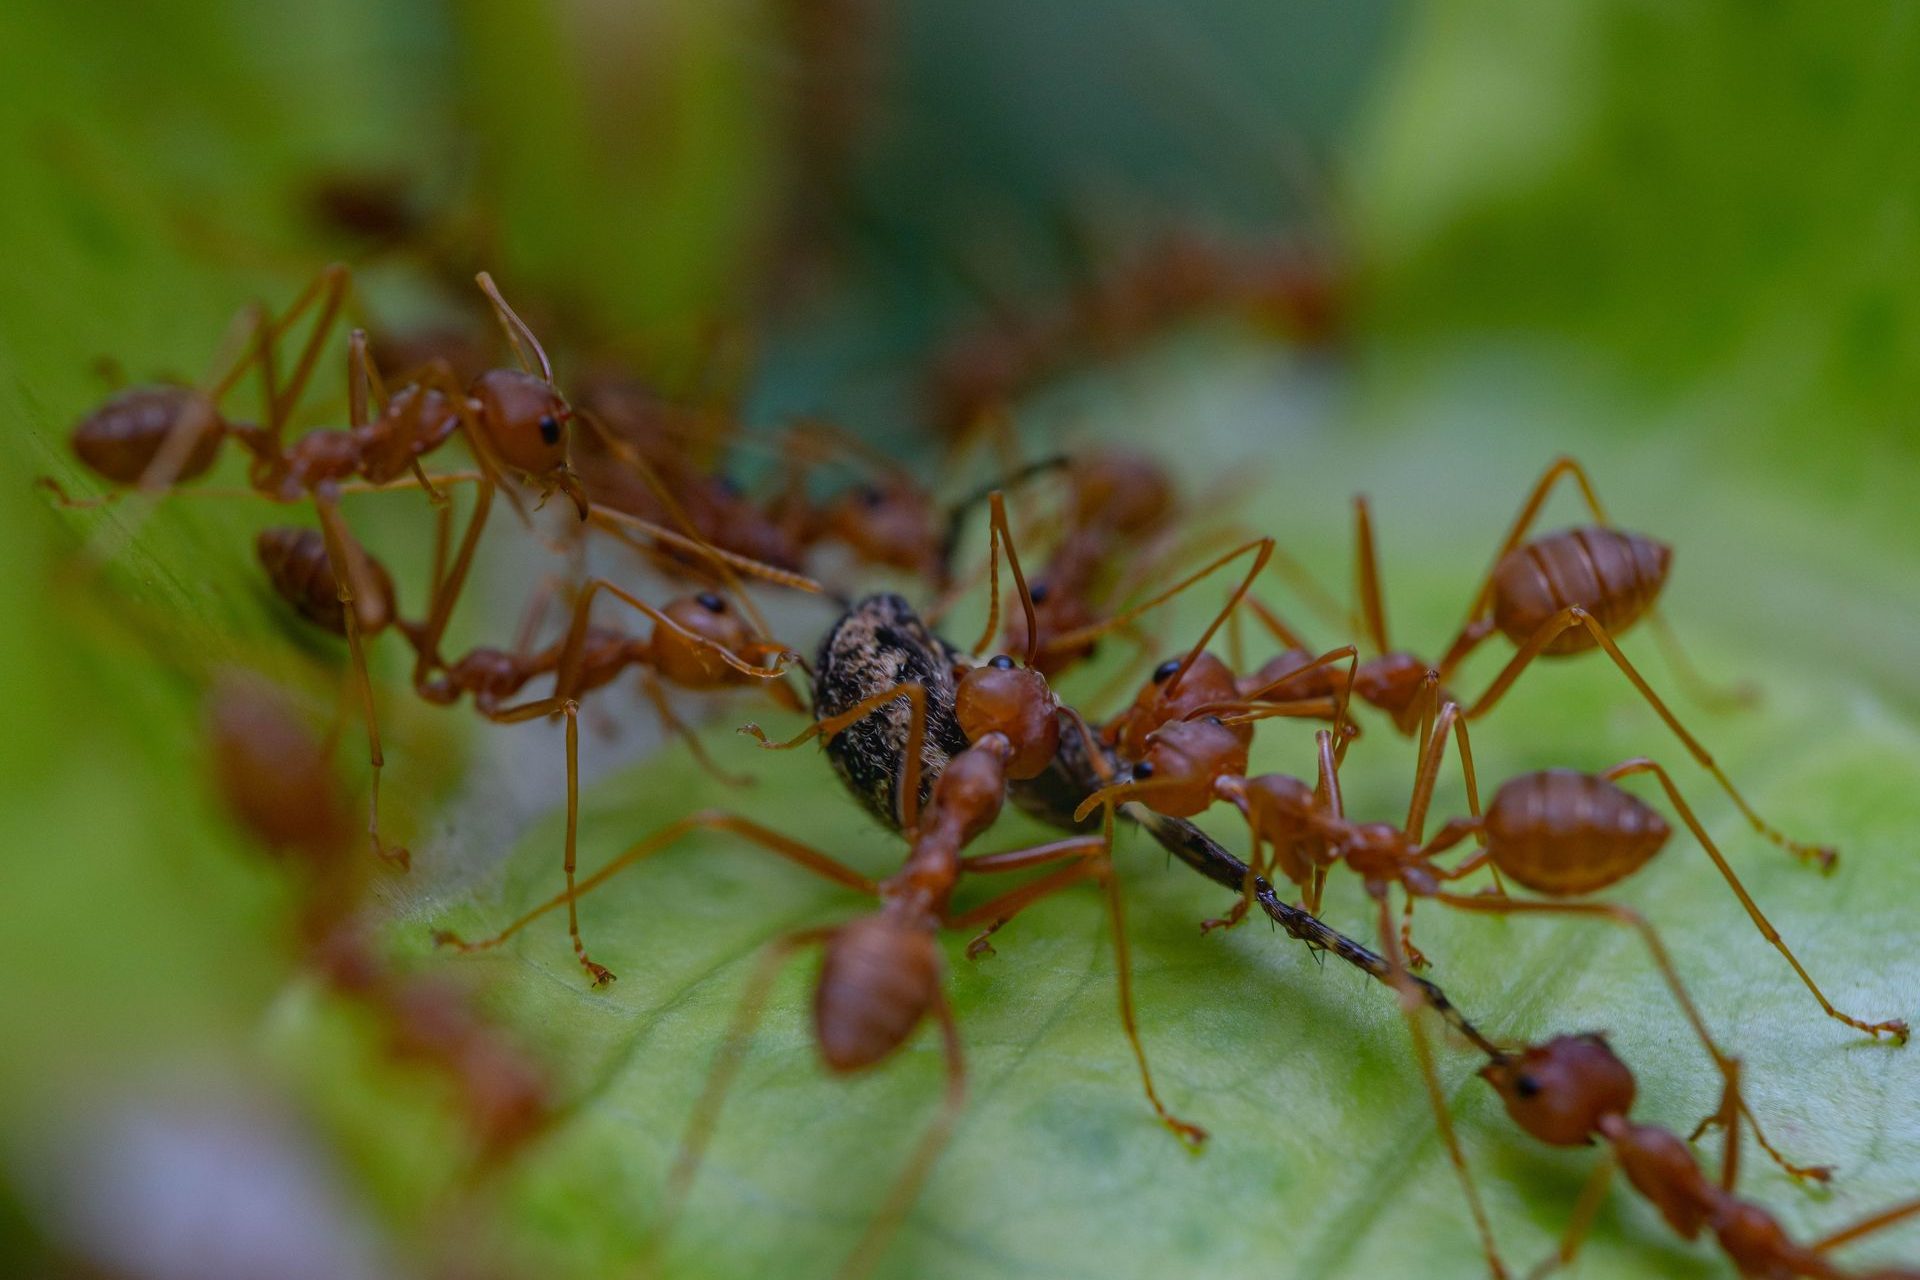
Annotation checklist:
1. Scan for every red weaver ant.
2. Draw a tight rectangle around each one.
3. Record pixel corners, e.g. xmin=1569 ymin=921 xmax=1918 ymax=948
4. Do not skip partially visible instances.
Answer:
xmin=1483 ymin=1036 xmax=1920 ymax=1278
xmin=1230 ymin=456 xmax=1835 ymax=870
xmin=207 ymin=676 xmax=552 ymax=1165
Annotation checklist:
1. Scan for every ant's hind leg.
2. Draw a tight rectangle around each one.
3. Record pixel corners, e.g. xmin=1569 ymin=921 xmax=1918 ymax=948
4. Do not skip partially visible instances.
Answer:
xmin=434 ymin=809 xmax=875 ymax=977
xmin=1096 ymin=809 xmax=1207 ymax=1149
xmin=1811 ymin=1194 xmax=1920 ymax=1255
xmin=1375 ymin=895 xmax=1507 ymax=1280
xmin=313 ymin=497 xmax=406 ymax=871
xmin=1462 ymin=606 xmax=1837 ymax=870
xmin=1526 ymin=1152 xmax=1617 ymax=1279
xmin=642 ymin=927 xmax=835 ymax=1276
xmin=838 ymin=991 xmax=967 ymax=1280
xmin=1605 ymin=757 xmax=1906 ymax=1043
xmin=641 ymin=673 xmax=756 ymax=788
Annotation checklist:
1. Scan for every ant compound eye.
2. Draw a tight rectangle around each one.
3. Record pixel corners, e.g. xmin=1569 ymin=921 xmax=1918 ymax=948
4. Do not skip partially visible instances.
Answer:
xmin=1027 ymin=582 xmax=1050 ymax=604
xmin=1132 ymin=762 xmax=1155 ymax=780
xmin=538 ymin=415 xmax=561 ymax=445
xmin=1514 ymin=1074 xmax=1541 ymax=1099
xmin=1153 ymin=658 xmax=1182 ymax=683
xmin=715 ymin=474 xmax=742 ymax=497
xmin=1204 ymin=715 xmax=1224 ymax=726
xmin=857 ymin=484 xmax=885 ymax=508
xmin=696 ymin=592 xmax=726 ymax=612
xmin=989 ymin=654 xmax=1016 ymax=669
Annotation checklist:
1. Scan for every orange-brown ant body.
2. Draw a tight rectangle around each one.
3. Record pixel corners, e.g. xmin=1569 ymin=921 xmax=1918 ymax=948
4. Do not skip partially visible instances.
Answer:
xmin=1081 ymin=694 xmax=1906 ymax=1277
xmin=1209 ymin=456 xmax=1835 ymax=870
xmin=206 ymin=677 xmax=553 ymax=1164
xmin=1484 ymin=1036 xmax=1920 ymax=1279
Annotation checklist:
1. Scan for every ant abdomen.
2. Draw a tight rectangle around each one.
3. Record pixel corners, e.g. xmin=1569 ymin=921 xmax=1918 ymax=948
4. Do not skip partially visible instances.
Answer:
xmin=1483 ymin=769 xmax=1671 ymax=896
xmin=72 ymin=385 xmax=227 ymax=485
xmin=1490 ymin=526 xmax=1672 ymax=653
xmin=255 ymin=526 xmax=396 ymax=636
xmin=814 ymin=914 xmax=942 ymax=1073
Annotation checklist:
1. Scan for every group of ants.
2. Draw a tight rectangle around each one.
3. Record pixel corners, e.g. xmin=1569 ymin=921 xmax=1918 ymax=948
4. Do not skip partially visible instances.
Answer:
xmin=44 ymin=256 xmax=1920 ymax=1280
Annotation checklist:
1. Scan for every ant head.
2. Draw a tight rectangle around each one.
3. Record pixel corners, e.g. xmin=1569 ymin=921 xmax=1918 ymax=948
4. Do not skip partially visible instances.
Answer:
xmin=826 ymin=481 xmax=938 ymax=574
xmin=470 ymin=367 xmax=574 ymax=482
xmin=1124 ymin=717 xmax=1248 ymax=819
xmin=1068 ymin=450 xmax=1175 ymax=536
xmin=955 ymin=660 xmax=1059 ymax=781
xmin=1112 ymin=651 xmax=1244 ymax=760
xmin=653 ymin=592 xmax=756 ymax=688
xmin=1479 ymin=1034 xmax=1635 ymax=1147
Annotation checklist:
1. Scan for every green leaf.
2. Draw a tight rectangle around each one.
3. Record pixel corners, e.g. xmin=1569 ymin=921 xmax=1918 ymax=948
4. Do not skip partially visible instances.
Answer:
xmin=4 ymin=4 xmax=1917 ymax=1279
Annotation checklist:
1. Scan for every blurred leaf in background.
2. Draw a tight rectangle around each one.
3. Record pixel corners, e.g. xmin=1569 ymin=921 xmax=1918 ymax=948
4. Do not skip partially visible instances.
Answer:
xmin=2 ymin=2 xmax=1918 ymax=1279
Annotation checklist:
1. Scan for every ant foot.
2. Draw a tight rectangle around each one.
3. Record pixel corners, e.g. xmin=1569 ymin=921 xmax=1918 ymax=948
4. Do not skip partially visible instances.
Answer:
xmin=1796 ymin=843 xmax=1840 ymax=875
xmin=430 ymin=929 xmax=470 ymax=952
xmin=375 ymin=842 xmax=411 ymax=873
xmin=965 ymin=935 xmax=997 ymax=962
xmin=582 ymin=959 xmax=617 ymax=987
xmin=1164 ymin=1117 xmax=1208 ymax=1151
xmin=1198 ymin=911 xmax=1245 ymax=936
xmin=1401 ymin=939 xmax=1431 ymax=971
xmin=1867 ymin=1018 xmax=1910 ymax=1046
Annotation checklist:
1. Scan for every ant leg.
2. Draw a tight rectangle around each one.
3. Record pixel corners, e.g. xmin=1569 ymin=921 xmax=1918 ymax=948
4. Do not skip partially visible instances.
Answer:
xmin=645 ymin=927 xmax=836 ymax=1273
xmin=407 ymin=476 xmax=496 ymax=681
xmin=1811 ymin=1194 xmax=1920 ymax=1254
xmin=1096 ymin=806 xmax=1207 ymax=1149
xmin=1041 ymin=537 xmax=1274 ymax=690
xmin=1376 ymin=893 xmax=1507 ymax=1279
xmin=838 ymin=989 xmax=968 ymax=1280
xmin=1427 ymin=893 xmax=1829 ymax=1182
xmin=435 ymin=811 xmax=875 ymax=961
xmin=743 ymin=682 xmax=929 ymax=832
xmin=952 ymin=835 xmax=1109 ymax=956
xmin=555 ymin=578 xmax=798 ymax=687
xmin=1525 ymin=1150 xmax=1617 ymax=1279
xmin=574 ymin=407 xmax=781 ymax=640
xmin=1646 ymin=608 xmax=1760 ymax=712
xmin=1604 ymin=757 xmax=1906 ymax=1042
xmin=969 ymin=491 xmax=1040 ymax=665
xmin=1309 ymin=727 xmax=1345 ymax=914
xmin=312 ymin=496 xmax=407 ymax=871
xmin=1353 ymin=494 xmax=1392 ymax=654
xmin=588 ymin=505 xmax=825 ymax=595
xmin=641 ymin=673 xmax=755 ymax=787
xmin=1463 ymin=606 xmax=1837 ymax=870
xmin=259 ymin=263 xmax=351 ymax=432
xmin=1244 ymin=593 xmax=1314 ymax=651
xmin=1457 ymin=455 xmax=1614 ymax=628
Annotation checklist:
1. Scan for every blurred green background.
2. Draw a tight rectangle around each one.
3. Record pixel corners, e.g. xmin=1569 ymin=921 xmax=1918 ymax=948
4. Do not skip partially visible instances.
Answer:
xmin=2 ymin=2 xmax=1917 ymax=1278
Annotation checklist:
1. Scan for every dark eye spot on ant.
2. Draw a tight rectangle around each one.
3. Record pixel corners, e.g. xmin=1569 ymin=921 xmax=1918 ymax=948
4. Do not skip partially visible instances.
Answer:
xmin=857 ymin=484 xmax=885 ymax=508
xmin=538 ymin=415 xmax=561 ymax=445
xmin=1133 ymin=761 xmax=1155 ymax=780
xmin=696 ymin=592 xmax=726 ymax=612
xmin=1153 ymin=658 xmax=1181 ymax=683
xmin=1515 ymin=1074 xmax=1540 ymax=1099
xmin=1028 ymin=582 xmax=1050 ymax=604
xmin=989 ymin=655 xmax=1015 ymax=669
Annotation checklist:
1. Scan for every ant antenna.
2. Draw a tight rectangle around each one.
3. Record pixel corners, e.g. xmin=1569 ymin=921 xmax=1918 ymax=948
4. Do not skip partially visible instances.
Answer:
xmin=971 ymin=491 xmax=1040 ymax=667
xmin=475 ymin=271 xmax=554 ymax=384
